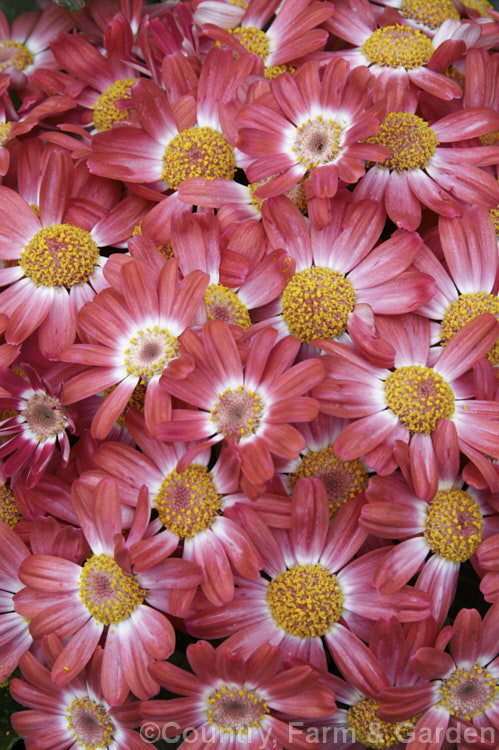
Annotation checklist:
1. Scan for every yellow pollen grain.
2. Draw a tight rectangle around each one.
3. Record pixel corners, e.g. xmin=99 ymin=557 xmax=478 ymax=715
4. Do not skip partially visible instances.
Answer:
xmin=362 ymin=24 xmax=434 ymax=69
xmin=290 ymin=445 xmax=368 ymax=516
xmin=265 ymin=64 xmax=295 ymax=79
xmin=462 ymin=0 xmax=494 ymax=15
xmin=206 ymin=685 xmax=269 ymax=734
xmin=437 ymin=665 xmax=498 ymax=720
xmin=282 ymin=267 xmax=356 ymax=343
xmin=154 ymin=464 xmax=222 ymax=539
xmin=444 ymin=65 xmax=465 ymax=88
xmin=123 ymin=325 xmax=178 ymax=381
xmin=19 ymin=224 xmax=100 ymax=288
xmin=93 ymin=78 xmax=137 ymax=132
xmin=0 ymin=483 xmax=22 ymax=528
xmin=162 ymin=126 xmax=236 ymax=192
xmin=79 ymin=553 xmax=146 ymax=626
xmin=266 ymin=563 xmax=343 ymax=638
xmin=490 ymin=207 xmax=499 ymax=235
xmin=440 ymin=292 xmax=499 ymax=365
xmin=348 ymin=697 xmax=418 ymax=748
xmin=0 ymin=41 xmax=33 ymax=72
xmin=367 ymin=112 xmax=439 ymax=172
xmin=480 ymin=130 xmax=499 ymax=147
xmin=204 ymin=284 xmax=251 ymax=330
xmin=66 ymin=696 xmax=115 ymax=750
xmin=228 ymin=26 xmax=269 ymax=59
xmin=292 ymin=115 xmax=344 ymax=169
xmin=400 ymin=0 xmax=459 ymax=29
xmin=0 ymin=121 xmax=11 ymax=146
xmin=424 ymin=488 xmax=483 ymax=562
xmin=385 ymin=365 xmax=455 ymax=433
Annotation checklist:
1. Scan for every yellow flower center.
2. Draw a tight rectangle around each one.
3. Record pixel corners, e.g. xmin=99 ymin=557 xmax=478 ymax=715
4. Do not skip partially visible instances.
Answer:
xmin=22 ymin=392 xmax=67 ymax=440
xmin=462 ymin=0 xmax=494 ymax=15
xmin=79 ymin=554 xmax=146 ymax=626
xmin=362 ymin=24 xmax=434 ymax=69
xmin=438 ymin=665 xmax=498 ymax=720
xmin=385 ymin=365 xmax=455 ymax=433
xmin=66 ymin=696 xmax=115 ymax=750
xmin=265 ymin=64 xmax=296 ymax=79
xmin=105 ymin=380 xmax=146 ymax=428
xmin=206 ymin=685 xmax=269 ymax=733
xmin=348 ymin=697 xmax=417 ymax=748
xmin=228 ymin=26 xmax=269 ymax=58
xmin=292 ymin=115 xmax=345 ymax=169
xmin=266 ymin=563 xmax=343 ymax=638
xmin=479 ymin=130 xmax=499 ymax=147
xmin=124 ymin=326 xmax=178 ymax=381
xmin=445 ymin=65 xmax=465 ymax=89
xmin=440 ymin=292 xmax=499 ymax=366
xmin=210 ymin=385 xmax=264 ymax=439
xmin=204 ymin=284 xmax=252 ymax=330
xmin=290 ymin=445 xmax=368 ymax=516
xmin=0 ymin=482 xmax=21 ymax=528
xmin=0 ymin=41 xmax=34 ymax=72
xmin=424 ymin=488 xmax=483 ymax=562
xmin=281 ymin=267 xmax=356 ymax=344
xmin=400 ymin=0 xmax=459 ymax=29
xmin=154 ymin=464 xmax=222 ymax=539
xmin=0 ymin=121 xmax=11 ymax=145
xmin=93 ymin=77 xmax=137 ymax=132
xmin=367 ymin=112 xmax=439 ymax=172
xmin=230 ymin=0 xmax=248 ymax=6
xmin=490 ymin=207 xmax=499 ymax=235
xmin=19 ymin=224 xmax=100 ymax=288
xmin=162 ymin=126 xmax=236 ymax=192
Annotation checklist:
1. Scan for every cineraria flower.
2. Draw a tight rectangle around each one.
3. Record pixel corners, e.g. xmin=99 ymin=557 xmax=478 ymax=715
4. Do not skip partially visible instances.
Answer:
xmin=325 ymin=0 xmax=477 ymax=100
xmin=61 ymin=257 xmax=208 ymax=440
xmin=0 ymin=364 xmax=74 ymax=488
xmin=11 ymin=636 xmax=145 ymax=750
xmin=369 ymin=0 xmax=461 ymax=36
xmin=313 ymin=313 xmax=499 ymax=486
xmin=379 ymin=607 xmax=499 ymax=750
xmin=202 ymin=0 xmax=332 ymax=79
xmin=141 ymin=640 xmax=336 ymax=750
xmin=16 ymin=478 xmax=203 ymax=705
xmin=354 ymin=100 xmax=499 ymax=231
xmin=236 ymin=58 xmax=390 ymax=228
xmin=259 ymin=193 xmax=433 ymax=364
xmin=157 ymin=320 xmax=325 ymax=496
xmin=0 ymin=147 xmax=148 ymax=359
xmin=187 ymin=478 xmax=431 ymax=671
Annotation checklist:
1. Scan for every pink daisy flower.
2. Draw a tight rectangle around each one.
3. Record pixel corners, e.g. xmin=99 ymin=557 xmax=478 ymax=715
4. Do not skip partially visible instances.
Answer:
xmin=16 ymin=478 xmax=203 ymax=705
xmin=379 ymin=606 xmax=499 ymax=749
xmin=61 ymin=257 xmax=208 ymax=440
xmin=0 ymin=147 xmax=149 ymax=359
xmin=11 ymin=635 xmax=145 ymax=750
xmin=313 ymin=313 xmax=499 ymax=487
xmin=157 ymin=320 xmax=325 ymax=496
xmin=141 ymin=640 xmax=336 ymax=750
xmin=187 ymin=478 xmax=431 ymax=671
xmin=236 ymin=58 xmax=389 ymax=228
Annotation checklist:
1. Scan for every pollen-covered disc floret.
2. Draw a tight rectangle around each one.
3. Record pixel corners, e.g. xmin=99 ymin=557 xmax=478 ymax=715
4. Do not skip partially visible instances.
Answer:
xmin=367 ymin=112 xmax=439 ymax=172
xmin=0 ymin=122 xmax=11 ymax=145
xmin=281 ymin=267 xmax=356 ymax=343
xmin=400 ymin=0 xmax=459 ymax=30
xmin=124 ymin=326 xmax=178 ymax=381
xmin=93 ymin=78 xmax=137 ymax=132
xmin=424 ymin=488 xmax=483 ymax=562
xmin=362 ymin=25 xmax=434 ymax=69
xmin=210 ymin=385 xmax=264 ymax=439
xmin=348 ymin=697 xmax=416 ymax=749
xmin=153 ymin=464 xmax=222 ymax=539
xmin=461 ymin=0 xmax=494 ymax=15
xmin=19 ymin=224 xmax=100 ymax=288
xmin=384 ymin=365 xmax=455 ymax=433
xmin=437 ymin=665 xmax=498 ymax=720
xmin=440 ymin=293 xmax=499 ymax=365
xmin=79 ymin=554 xmax=146 ymax=626
xmin=266 ymin=563 xmax=344 ymax=638
xmin=227 ymin=26 xmax=269 ymax=59
xmin=22 ymin=392 xmax=67 ymax=440
xmin=293 ymin=116 xmax=345 ymax=169
xmin=204 ymin=284 xmax=252 ymax=330
xmin=0 ymin=41 xmax=34 ymax=72
xmin=289 ymin=445 xmax=368 ymax=516
xmin=206 ymin=684 xmax=269 ymax=734
xmin=66 ymin=696 xmax=115 ymax=750
xmin=0 ymin=482 xmax=21 ymax=528
xmin=162 ymin=126 xmax=236 ymax=191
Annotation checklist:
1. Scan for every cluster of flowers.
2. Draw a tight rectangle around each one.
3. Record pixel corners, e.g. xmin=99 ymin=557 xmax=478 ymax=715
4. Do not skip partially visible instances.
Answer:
xmin=1 ymin=0 xmax=499 ymax=748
